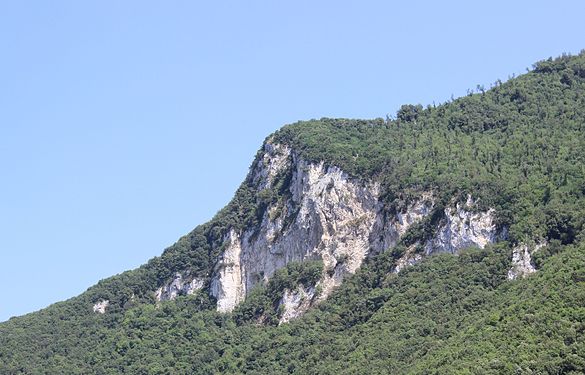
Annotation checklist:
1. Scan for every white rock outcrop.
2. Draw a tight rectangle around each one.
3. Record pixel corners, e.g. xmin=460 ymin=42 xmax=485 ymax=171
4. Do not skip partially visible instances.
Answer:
xmin=396 ymin=197 xmax=434 ymax=237
xmin=155 ymin=273 xmax=204 ymax=302
xmin=209 ymin=141 xmax=436 ymax=313
xmin=371 ymin=195 xmax=434 ymax=254
xmin=93 ymin=300 xmax=109 ymax=314
xmin=205 ymin=142 xmax=506 ymax=318
xmin=507 ymin=242 xmax=546 ymax=280
xmin=425 ymin=197 xmax=500 ymax=254
xmin=279 ymin=285 xmax=316 ymax=324
xmin=252 ymin=143 xmax=292 ymax=189
xmin=210 ymin=229 xmax=246 ymax=313
xmin=394 ymin=245 xmax=423 ymax=274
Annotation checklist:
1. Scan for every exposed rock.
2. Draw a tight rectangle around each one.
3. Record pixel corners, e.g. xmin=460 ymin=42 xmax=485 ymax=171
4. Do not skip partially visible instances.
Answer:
xmin=279 ymin=285 xmax=316 ymax=324
xmin=208 ymin=143 xmax=506 ymax=318
xmin=394 ymin=245 xmax=423 ymax=273
xmin=155 ymin=273 xmax=204 ymax=302
xmin=252 ymin=142 xmax=292 ymax=189
xmin=396 ymin=195 xmax=435 ymax=237
xmin=393 ymin=197 xmax=504 ymax=274
xmin=371 ymin=194 xmax=434 ymax=255
xmin=92 ymin=300 xmax=109 ymax=314
xmin=209 ymin=142 xmax=434 ymax=313
xmin=211 ymin=153 xmax=385 ymax=312
xmin=210 ymin=229 xmax=246 ymax=313
xmin=425 ymin=197 xmax=501 ymax=254
xmin=507 ymin=242 xmax=546 ymax=280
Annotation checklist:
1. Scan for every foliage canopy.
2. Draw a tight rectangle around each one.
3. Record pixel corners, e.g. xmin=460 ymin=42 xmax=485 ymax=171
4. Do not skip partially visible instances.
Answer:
xmin=2 ymin=52 xmax=585 ymax=374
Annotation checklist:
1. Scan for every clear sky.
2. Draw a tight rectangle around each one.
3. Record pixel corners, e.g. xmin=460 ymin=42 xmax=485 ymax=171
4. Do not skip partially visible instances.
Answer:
xmin=1 ymin=1 xmax=584 ymax=322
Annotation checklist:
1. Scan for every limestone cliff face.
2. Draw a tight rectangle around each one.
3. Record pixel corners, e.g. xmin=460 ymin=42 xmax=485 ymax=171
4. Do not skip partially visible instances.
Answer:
xmin=155 ymin=273 xmax=204 ymax=302
xmin=393 ymin=197 xmax=504 ymax=273
xmin=210 ymin=142 xmax=390 ymax=312
xmin=424 ymin=197 xmax=502 ymax=254
xmin=144 ymin=140 xmax=507 ymax=319
xmin=371 ymin=194 xmax=434 ymax=254
xmin=209 ymin=230 xmax=245 ymax=312
xmin=206 ymin=141 xmax=506 ymax=317
xmin=279 ymin=285 xmax=316 ymax=324
xmin=507 ymin=242 xmax=546 ymax=280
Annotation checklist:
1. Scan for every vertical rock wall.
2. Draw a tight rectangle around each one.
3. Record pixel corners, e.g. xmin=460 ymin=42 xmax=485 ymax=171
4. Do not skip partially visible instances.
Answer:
xmin=155 ymin=141 xmax=506 ymax=318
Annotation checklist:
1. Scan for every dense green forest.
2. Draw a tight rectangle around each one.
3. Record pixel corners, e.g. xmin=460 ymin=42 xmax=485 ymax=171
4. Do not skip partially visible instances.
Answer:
xmin=1 ymin=52 xmax=585 ymax=374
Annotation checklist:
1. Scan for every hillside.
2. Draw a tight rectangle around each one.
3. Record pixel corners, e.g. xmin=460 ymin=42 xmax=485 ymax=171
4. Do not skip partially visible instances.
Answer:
xmin=1 ymin=52 xmax=585 ymax=374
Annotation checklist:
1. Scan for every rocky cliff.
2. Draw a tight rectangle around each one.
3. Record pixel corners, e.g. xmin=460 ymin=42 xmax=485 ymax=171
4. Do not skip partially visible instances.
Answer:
xmin=8 ymin=52 xmax=585 ymax=374
xmin=153 ymin=139 xmax=507 ymax=320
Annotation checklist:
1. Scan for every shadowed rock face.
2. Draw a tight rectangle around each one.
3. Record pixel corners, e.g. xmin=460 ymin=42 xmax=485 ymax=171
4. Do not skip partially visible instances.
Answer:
xmin=424 ymin=197 xmax=502 ymax=255
xmin=393 ymin=196 xmax=505 ymax=274
xmin=205 ymin=141 xmax=505 ymax=317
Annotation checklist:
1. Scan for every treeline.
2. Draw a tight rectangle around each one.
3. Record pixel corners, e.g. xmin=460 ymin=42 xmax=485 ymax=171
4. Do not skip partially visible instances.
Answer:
xmin=274 ymin=52 xmax=585 ymax=245
xmin=2 ymin=241 xmax=584 ymax=374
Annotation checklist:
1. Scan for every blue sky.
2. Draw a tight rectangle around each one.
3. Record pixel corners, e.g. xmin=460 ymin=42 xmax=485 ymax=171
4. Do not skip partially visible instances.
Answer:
xmin=1 ymin=1 xmax=584 ymax=322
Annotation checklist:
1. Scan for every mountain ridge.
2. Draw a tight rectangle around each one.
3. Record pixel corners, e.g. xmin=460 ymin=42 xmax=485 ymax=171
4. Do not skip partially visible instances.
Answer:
xmin=2 ymin=51 xmax=585 ymax=374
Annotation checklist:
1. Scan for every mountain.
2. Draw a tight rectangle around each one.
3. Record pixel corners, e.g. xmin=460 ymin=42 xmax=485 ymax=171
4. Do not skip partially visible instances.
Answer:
xmin=1 ymin=52 xmax=585 ymax=374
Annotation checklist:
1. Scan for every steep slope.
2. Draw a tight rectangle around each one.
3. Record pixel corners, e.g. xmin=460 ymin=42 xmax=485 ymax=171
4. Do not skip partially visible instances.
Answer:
xmin=207 ymin=141 xmax=503 ymax=318
xmin=1 ymin=52 xmax=585 ymax=374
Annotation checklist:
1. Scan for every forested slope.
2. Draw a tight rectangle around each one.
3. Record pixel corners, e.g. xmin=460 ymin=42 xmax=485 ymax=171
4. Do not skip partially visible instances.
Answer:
xmin=1 ymin=52 xmax=585 ymax=374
